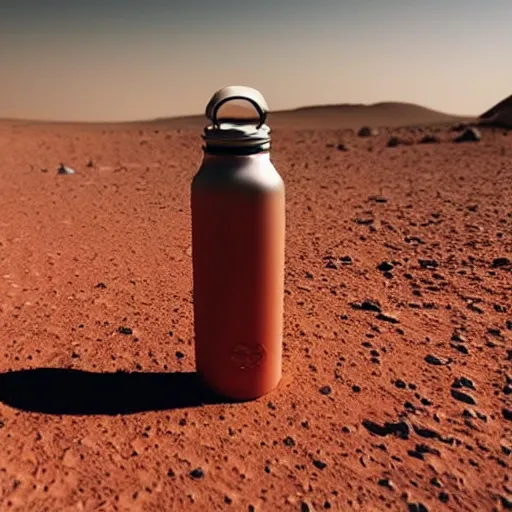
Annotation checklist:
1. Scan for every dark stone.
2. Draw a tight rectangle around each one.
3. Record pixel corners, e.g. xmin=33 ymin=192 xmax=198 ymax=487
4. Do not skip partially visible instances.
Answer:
xmin=362 ymin=419 xmax=409 ymax=439
xmin=408 ymin=502 xmax=429 ymax=512
xmin=283 ymin=436 xmax=296 ymax=447
xmin=452 ymin=377 xmax=475 ymax=390
xmin=451 ymin=389 xmax=477 ymax=405
xmin=503 ymin=408 xmax=512 ymax=421
xmin=453 ymin=127 xmax=481 ymax=143
xmin=492 ymin=257 xmax=511 ymax=268
xmin=419 ymin=134 xmax=441 ymax=144
xmin=439 ymin=492 xmax=449 ymax=503
xmin=319 ymin=386 xmax=332 ymax=396
xmin=358 ymin=126 xmax=378 ymax=137
xmin=118 ymin=326 xmax=133 ymax=335
xmin=190 ymin=468 xmax=205 ymax=480
xmin=377 ymin=261 xmax=394 ymax=272
xmin=312 ymin=459 xmax=327 ymax=470
xmin=424 ymin=354 xmax=451 ymax=366
xmin=351 ymin=300 xmax=382 ymax=313
xmin=376 ymin=313 xmax=400 ymax=324
xmin=336 ymin=143 xmax=348 ymax=152
xmin=418 ymin=259 xmax=439 ymax=269
xmin=387 ymin=136 xmax=403 ymax=147
xmin=394 ymin=379 xmax=407 ymax=389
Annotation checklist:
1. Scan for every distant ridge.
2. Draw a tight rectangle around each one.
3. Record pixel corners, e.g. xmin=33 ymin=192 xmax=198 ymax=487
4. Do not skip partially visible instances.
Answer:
xmin=479 ymin=94 xmax=512 ymax=128
xmin=1 ymin=101 xmax=473 ymax=130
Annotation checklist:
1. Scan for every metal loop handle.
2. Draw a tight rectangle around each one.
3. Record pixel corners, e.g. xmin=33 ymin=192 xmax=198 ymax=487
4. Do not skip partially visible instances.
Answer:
xmin=205 ymin=85 xmax=269 ymax=128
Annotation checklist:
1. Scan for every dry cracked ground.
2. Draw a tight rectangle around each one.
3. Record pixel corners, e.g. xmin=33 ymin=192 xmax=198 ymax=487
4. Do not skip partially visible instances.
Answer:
xmin=0 ymin=120 xmax=510 ymax=511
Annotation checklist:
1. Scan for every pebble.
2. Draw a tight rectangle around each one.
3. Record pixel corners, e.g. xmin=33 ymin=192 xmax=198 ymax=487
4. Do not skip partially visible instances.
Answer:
xmin=312 ymin=459 xmax=327 ymax=470
xmin=378 ymin=478 xmax=394 ymax=490
xmin=419 ymin=259 xmax=439 ymax=269
xmin=319 ymin=386 xmax=332 ymax=396
xmin=451 ymin=389 xmax=477 ymax=405
xmin=190 ymin=468 xmax=205 ymax=480
xmin=362 ymin=419 xmax=409 ymax=439
xmin=492 ymin=257 xmax=511 ymax=268
xmin=503 ymin=409 xmax=512 ymax=421
xmin=376 ymin=313 xmax=400 ymax=324
xmin=452 ymin=377 xmax=475 ymax=390
xmin=408 ymin=503 xmax=429 ymax=512
xmin=351 ymin=299 xmax=382 ymax=313
xmin=424 ymin=354 xmax=451 ymax=366
xmin=377 ymin=261 xmax=394 ymax=272
xmin=283 ymin=436 xmax=296 ymax=447
xmin=394 ymin=379 xmax=407 ymax=389
xmin=118 ymin=326 xmax=133 ymax=335
xmin=438 ymin=492 xmax=450 ymax=503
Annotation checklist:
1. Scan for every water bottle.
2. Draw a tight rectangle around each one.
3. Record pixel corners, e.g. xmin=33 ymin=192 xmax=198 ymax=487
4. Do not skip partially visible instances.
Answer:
xmin=191 ymin=85 xmax=285 ymax=401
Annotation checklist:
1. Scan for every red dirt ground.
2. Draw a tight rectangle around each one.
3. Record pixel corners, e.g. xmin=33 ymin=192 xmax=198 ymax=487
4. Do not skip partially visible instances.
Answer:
xmin=0 ymin=113 xmax=510 ymax=511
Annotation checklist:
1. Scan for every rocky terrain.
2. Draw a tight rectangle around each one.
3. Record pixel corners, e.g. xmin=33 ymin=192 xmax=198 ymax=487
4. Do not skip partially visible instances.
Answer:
xmin=0 ymin=114 xmax=510 ymax=511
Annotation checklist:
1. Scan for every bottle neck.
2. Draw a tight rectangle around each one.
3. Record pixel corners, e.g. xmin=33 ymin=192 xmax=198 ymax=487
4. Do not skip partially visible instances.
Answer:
xmin=202 ymin=151 xmax=271 ymax=164
xmin=203 ymin=143 xmax=271 ymax=156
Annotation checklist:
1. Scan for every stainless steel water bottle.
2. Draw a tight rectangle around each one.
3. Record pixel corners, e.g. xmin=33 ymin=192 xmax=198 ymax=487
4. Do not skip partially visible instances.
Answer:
xmin=191 ymin=85 xmax=285 ymax=401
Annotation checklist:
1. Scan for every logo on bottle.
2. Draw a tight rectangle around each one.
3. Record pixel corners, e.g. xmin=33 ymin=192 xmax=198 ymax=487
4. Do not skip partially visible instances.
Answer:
xmin=231 ymin=343 xmax=266 ymax=370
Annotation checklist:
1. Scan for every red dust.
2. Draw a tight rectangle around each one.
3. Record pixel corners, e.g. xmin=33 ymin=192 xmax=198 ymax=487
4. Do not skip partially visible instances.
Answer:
xmin=0 ymin=107 xmax=510 ymax=511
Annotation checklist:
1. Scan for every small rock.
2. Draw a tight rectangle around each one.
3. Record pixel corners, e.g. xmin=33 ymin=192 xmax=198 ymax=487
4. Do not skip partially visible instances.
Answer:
xmin=190 ymin=468 xmax=205 ymax=480
xmin=118 ymin=326 xmax=133 ymax=335
xmin=408 ymin=502 xmax=429 ymax=512
xmin=376 ymin=313 xmax=400 ymax=324
xmin=451 ymin=343 xmax=469 ymax=355
xmin=336 ymin=143 xmax=348 ymax=152
xmin=412 ymin=424 xmax=440 ymax=440
xmin=387 ymin=136 xmax=403 ymax=148
xmin=503 ymin=408 xmax=512 ymax=421
xmin=362 ymin=419 xmax=409 ymax=439
xmin=394 ymin=379 xmax=407 ymax=389
xmin=358 ymin=126 xmax=378 ymax=137
xmin=86 ymin=159 xmax=94 ymax=167
xmin=430 ymin=477 xmax=442 ymax=488
xmin=425 ymin=354 xmax=451 ymax=366
xmin=300 ymin=502 xmax=314 ymax=512
xmin=339 ymin=255 xmax=353 ymax=265
xmin=453 ymin=127 xmax=481 ymax=143
xmin=452 ymin=377 xmax=475 ymax=390
xmin=312 ymin=459 xmax=327 ymax=470
xmin=419 ymin=134 xmax=440 ymax=144
xmin=319 ymin=386 xmax=332 ymax=396
xmin=350 ymin=299 xmax=382 ymax=313
xmin=451 ymin=389 xmax=477 ymax=405
xmin=283 ymin=436 xmax=296 ymax=447
xmin=492 ymin=257 xmax=511 ymax=268
xmin=378 ymin=478 xmax=394 ymax=490
xmin=377 ymin=261 xmax=394 ymax=272
xmin=499 ymin=495 xmax=512 ymax=510
xmin=418 ymin=259 xmax=439 ymax=269
xmin=57 ymin=163 xmax=76 ymax=175
xmin=438 ymin=492 xmax=450 ymax=503
xmin=368 ymin=195 xmax=388 ymax=203
xmin=325 ymin=260 xmax=338 ymax=269
xmin=451 ymin=332 xmax=467 ymax=343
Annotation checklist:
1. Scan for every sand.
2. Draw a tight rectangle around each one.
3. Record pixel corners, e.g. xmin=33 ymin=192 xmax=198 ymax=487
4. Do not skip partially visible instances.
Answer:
xmin=0 ymin=105 xmax=510 ymax=511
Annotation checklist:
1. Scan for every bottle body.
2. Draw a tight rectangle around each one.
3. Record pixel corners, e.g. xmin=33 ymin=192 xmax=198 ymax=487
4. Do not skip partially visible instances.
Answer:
xmin=191 ymin=152 xmax=285 ymax=400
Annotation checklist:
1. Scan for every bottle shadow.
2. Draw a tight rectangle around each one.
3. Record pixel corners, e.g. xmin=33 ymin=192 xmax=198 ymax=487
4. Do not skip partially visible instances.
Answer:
xmin=0 ymin=368 xmax=228 ymax=416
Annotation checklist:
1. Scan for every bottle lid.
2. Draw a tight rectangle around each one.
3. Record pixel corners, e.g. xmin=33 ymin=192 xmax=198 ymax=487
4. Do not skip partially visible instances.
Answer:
xmin=202 ymin=85 xmax=271 ymax=153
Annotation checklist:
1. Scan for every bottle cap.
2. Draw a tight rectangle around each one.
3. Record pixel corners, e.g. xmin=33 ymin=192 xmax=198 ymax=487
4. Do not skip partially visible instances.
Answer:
xmin=202 ymin=85 xmax=271 ymax=153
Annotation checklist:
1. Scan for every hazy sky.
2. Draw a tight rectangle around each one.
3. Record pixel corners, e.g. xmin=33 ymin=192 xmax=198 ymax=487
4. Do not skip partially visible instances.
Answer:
xmin=1 ymin=0 xmax=511 ymax=121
